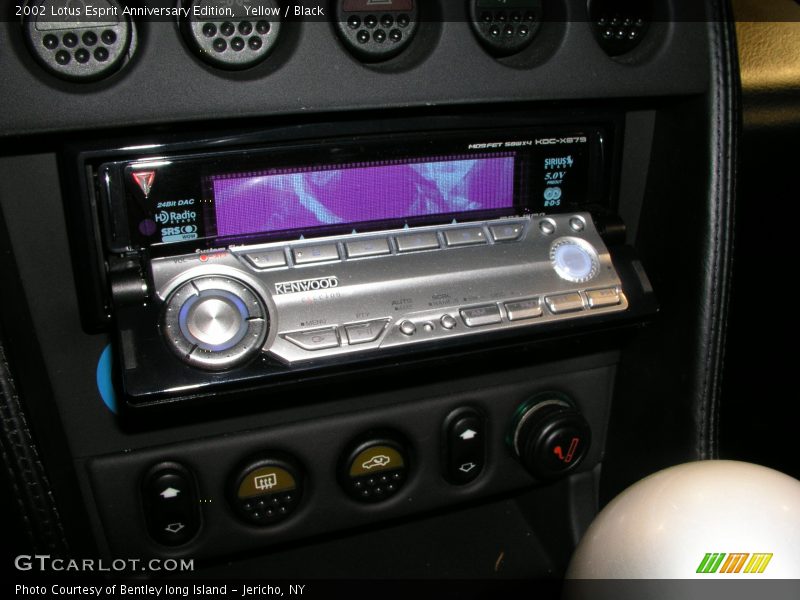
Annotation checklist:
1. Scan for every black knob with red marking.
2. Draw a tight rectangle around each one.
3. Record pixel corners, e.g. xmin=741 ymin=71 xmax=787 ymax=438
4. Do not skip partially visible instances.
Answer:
xmin=510 ymin=394 xmax=591 ymax=480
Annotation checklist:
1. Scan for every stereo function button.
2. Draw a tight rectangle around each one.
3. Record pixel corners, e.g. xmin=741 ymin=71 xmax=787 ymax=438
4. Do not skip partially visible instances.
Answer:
xmin=461 ymin=305 xmax=502 ymax=327
xmin=489 ymin=222 xmax=525 ymax=242
xmin=443 ymin=227 xmax=488 ymax=247
xmin=569 ymin=217 xmax=586 ymax=232
xmin=545 ymin=293 xmax=585 ymax=314
xmin=345 ymin=319 xmax=389 ymax=345
xmin=244 ymin=249 xmax=287 ymax=269
xmin=399 ymin=320 xmax=417 ymax=336
xmin=231 ymin=456 xmax=303 ymax=526
xmin=539 ymin=219 xmax=556 ymax=235
xmin=293 ymin=244 xmax=340 ymax=265
xmin=586 ymin=288 xmax=621 ymax=308
xmin=395 ymin=232 xmax=439 ymax=253
xmin=440 ymin=314 xmax=457 ymax=330
xmin=282 ymin=328 xmax=340 ymax=351
xmin=505 ymin=298 xmax=543 ymax=321
xmin=340 ymin=437 xmax=409 ymax=503
xmin=443 ymin=408 xmax=485 ymax=485
xmin=142 ymin=462 xmax=201 ymax=546
xmin=345 ymin=238 xmax=391 ymax=258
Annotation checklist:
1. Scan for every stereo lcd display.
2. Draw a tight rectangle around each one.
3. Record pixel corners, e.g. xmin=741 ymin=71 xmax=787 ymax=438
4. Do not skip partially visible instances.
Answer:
xmin=109 ymin=127 xmax=605 ymax=253
xmin=211 ymin=153 xmax=516 ymax=238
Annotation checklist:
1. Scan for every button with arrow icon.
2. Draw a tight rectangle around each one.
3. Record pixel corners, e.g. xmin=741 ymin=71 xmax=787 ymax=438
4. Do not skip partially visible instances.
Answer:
xmin=444 ymin=408 xmax=485 ymax=485
xmin=159 ymin=487 xmax=181 ymax=499
xmin=459 ymin=429 xmax=478 ymax=441
xmin=164 ymin=522 xmax=186 ymax=534
xmin=142 ymin=463 xmax=201 ymax=547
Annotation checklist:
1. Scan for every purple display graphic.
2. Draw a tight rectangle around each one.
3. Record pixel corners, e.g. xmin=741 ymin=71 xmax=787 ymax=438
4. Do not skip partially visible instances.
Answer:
xmin=211 ymin=153 xmax=515 ymax=237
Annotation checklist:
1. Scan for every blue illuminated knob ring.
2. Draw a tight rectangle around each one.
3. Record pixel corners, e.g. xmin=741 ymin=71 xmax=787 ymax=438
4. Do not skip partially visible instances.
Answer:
xmin=550 ymin=238 xmax=600 ymax=283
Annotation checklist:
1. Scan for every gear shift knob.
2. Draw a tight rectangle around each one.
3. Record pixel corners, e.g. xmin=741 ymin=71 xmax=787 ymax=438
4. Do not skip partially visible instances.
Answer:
xmin=566 ymin=460 xmax=800 ymax=579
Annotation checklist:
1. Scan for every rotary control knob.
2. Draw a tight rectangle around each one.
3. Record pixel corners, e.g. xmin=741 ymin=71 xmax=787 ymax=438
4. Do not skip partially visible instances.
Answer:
xmin=550 ymin=238 xmax=600 ymax=283
xmin=510 ymin=395 xmax=591 ymax=480
xmin=163 ymin=275 xmax=267 ymax=370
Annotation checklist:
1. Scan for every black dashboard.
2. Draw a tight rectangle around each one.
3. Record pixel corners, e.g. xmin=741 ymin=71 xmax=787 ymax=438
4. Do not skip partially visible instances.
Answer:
xmin=0 ymin=0 xmax=754 ymax=594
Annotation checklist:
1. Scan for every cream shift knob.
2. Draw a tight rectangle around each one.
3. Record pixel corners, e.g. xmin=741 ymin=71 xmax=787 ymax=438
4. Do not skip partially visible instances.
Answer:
xmin=566 ymin=461 xmax=800 ymax=579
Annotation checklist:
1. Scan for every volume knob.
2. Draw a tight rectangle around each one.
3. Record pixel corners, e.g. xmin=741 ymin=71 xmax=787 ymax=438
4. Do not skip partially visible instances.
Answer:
xmin=163 ymin=276 xmax=267 ymax=371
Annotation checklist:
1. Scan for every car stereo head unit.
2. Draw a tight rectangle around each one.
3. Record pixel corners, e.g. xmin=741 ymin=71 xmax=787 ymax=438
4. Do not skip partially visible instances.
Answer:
xmin=86 ymin=123 xmax=655 ymax=408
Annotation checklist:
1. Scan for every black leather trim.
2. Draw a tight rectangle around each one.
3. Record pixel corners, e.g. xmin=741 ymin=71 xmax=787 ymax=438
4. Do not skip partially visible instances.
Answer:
xmin=698 ymin=0 xmax=740 ymax=459
xmin=0 ymin=333 xmax=68 ymax=554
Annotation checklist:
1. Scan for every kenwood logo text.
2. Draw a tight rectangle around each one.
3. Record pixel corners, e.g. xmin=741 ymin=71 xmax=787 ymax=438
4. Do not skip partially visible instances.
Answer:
xmin=275 ymin=276 xmax=339 ymax=295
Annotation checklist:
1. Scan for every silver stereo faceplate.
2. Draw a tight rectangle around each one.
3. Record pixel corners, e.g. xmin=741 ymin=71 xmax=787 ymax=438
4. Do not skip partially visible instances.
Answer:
xmin=151 ymin=213 xmax=628 ymax=369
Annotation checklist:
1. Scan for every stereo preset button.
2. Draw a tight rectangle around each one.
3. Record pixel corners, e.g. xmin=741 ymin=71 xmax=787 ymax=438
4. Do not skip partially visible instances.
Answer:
xmin=395 ymin=232 xmax=439 ymax=253
xmin=490 ymin=222 xmax=524 ymax=242
xmin=283 ymin=328 xmax=340 ymax=351
xmin=443 ymin=227 xmax=487 ymax=247
xmin=440 ymin=314 xmax=457 ymax=330
xmin=399 ymin=320 xmax=416 ymax=336
xmin=293 ymin=244 xmax=340 ymax=265
xmin=546 ymin=293 xmax=585 ymax=314
xmin=345 ymin=320 xmax=388 ymax=345
xmin=461 ymin=305 xmax=502 ymax=327
xmin=505 ymin=298 xmax=543 ymax=321
xmin=244 ymin=249 xmax=287 ymax=269
xmin=586 ymin=288 xmax=621 ymax=308
xmin=345 ymin=238 xmax=391 ymax=258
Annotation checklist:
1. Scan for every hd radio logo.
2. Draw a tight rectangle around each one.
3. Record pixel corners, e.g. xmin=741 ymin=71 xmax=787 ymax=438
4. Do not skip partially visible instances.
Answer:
xmin=696 ymin=552 xmax=773 ymax=574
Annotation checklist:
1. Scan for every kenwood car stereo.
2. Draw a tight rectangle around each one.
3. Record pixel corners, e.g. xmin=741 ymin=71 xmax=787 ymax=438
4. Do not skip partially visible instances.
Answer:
xmin=83 ymin=123 xmax=655 ymax=407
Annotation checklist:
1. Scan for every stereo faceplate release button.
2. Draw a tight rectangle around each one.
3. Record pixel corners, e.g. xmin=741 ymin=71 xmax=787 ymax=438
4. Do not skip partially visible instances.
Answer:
xmin=443 ymin=227 xmax=487 ymax=247
xmin=293 ymin=244 xmax=340 ymax=265
xmin=460 ymin=305 xmax=502 ymax=327
xmin=505 ymin=298 xmax=543 ymax=321
xmin=546 ymin=293 xmax=585 ymax=314
xmin=283 ymin=328 xmax=340 ymax=351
